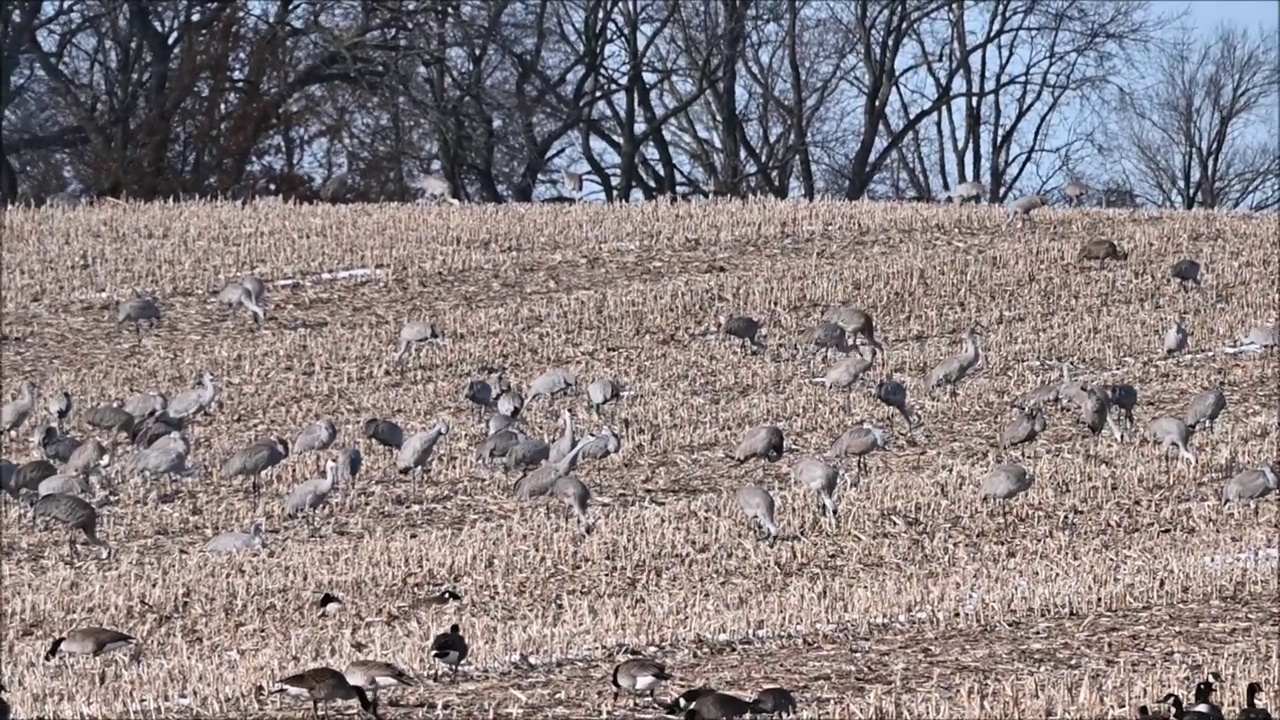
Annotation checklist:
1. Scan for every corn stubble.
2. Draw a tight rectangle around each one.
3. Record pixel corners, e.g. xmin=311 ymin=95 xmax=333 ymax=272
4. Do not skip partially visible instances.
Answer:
xmin=1 ymin=201 xmax=1276 ymax=719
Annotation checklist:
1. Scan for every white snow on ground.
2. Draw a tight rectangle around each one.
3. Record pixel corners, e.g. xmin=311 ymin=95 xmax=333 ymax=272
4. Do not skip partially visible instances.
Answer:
xmin=1203 ymin=546 xmax=1279 ymax=573
xmin=273 ymin=267 xmax=382 ymax=287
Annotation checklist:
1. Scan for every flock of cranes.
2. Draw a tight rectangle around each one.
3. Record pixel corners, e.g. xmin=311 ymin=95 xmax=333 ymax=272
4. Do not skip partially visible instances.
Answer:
xmin=2 ymin=232 xmax=1278 ymax=719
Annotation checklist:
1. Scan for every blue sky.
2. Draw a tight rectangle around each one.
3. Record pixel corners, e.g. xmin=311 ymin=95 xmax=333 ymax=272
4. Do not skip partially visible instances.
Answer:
xmin=1165 ymin=0 xmax=1279 ymax=29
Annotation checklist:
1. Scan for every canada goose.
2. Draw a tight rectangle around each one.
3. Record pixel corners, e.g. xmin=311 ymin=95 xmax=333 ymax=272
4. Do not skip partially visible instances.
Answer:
xmin=294 ymin=420 xmax=338 ymax=454
xmin=736 ymin=485 xmax=779 ymax=540
xmin=720 ymin=315 xmax=765 ymax=353
xmin=1 ymin=380 xmax=36 ymax=436
xmin=49 ymin=390 xmax=72 ymax=431
xmin=1145 ymin=417 xmax=1196 ymax=463
xmin=731 ymin=425 xmax=784 ymax=463
xmin=831 ymin=423 xmax=890 ymax=473
xmin=821 ymin=306 xmax=883 ymax=353
xmin=1165 ymin=320 xmax=1190 ymax=355
xmin=397 ymin=422 xmax=450 ymax=477
xmin=1107 ymin=383 xmax=1138 ymax=429
xmin=1189 ymin=680 xmax=1223 ymax=720
xmin=686 ymin=691 xmax=754 ymax=719
xmin=1237 ymin=682 xmax=1271 ymax=720
xmin=318 ymin=592 xmax=344 ymax=616
xmin=1186 ymin=389 xmax=1227 ymax=432
xmin=221 ymin=437 xmax=290 ymax=495
xmin=528 ymin=367 xmax=578 ymax=402
xmin=395 ymin=320 xmax=442 ymax=362
xmin=117 ymin=297 xmax=161 ymax=334
xmin=612 ymin=658 xmax=672 ymax=704
xmin=166 ymin=371 xmax=216 ymax=421
xmin=1159 ymin=692 xmax=1209 ymax=720
xmin=424 ymin=589 xmax=463 ymax=606
xmin=1004 ymin=194 xmax=1048 ymax=227
xmin=343 ymin=660 xmax=418 ymax=707
xmin=1077 ymin=239 xmax=1128 ymax=262
xmin=203 ymin=520 xmax=267 ymax=552
xmin=924 ymin=327 xmax=982 ymax=394
xmin=270 ymin=666 xmax=375 ymax=719
xmin=751 ymin=687 xmax=798 ymax=717
xmin=429 ymin=623 xmax=468 ymax=682
xmin=552 ymin=475 xmax=593 ymax=534
xmin=946 ymin=180 xmax=985 ymax=204
xmin=513 ymin=436 xmax=595 ymax=500
xmin=875 ymin=375 xmax=918 ymax=428
xmin=45 ymin=627 xmax=135 ymax=660
xmin=1222 ymin=464 xmax=1278 ymax=504
xmin=791 ymin=456 xmax=840 ymax=518
xmin=216 ymin=280 xmax=266 ymax=322
xmin=286 ymin=459 xmax=340 ymax=534
xmin=1000 ymin=407 xmax=1045 ymax=449
xmin=34 ymin=493 xmax=109 ymax=558
xmin=362 ymin=418 xmax=404 ymax=450
xmin=1170 ymin=258 xmax=1202 ymax=290
xmin=664 ymin=687 xmax=717 ymax=716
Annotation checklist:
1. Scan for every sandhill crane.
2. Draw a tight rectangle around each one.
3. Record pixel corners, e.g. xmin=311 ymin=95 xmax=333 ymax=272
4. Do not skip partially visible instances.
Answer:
xmin=792 ymin=456 xmax=839 ymax=517
xmin=0 ymin=459 xmax=17 ymax=496
xmin=294 ymin=420 xmax=337 ymax=454
xmin=1145 ymin=417 xmax=1196 ymax=462
xmin=528 ymin=367 xmax=577 ymax=402
xmin=562 ymin=169 xmax=584 ymax=195
xmin=1221 ymin=464 xmax=1278 ymax=506
xmin=1000 ymin=407 xmax=1045 ymax=449
xmin=128 ymin=443 xmax=194 ymax=494
xmin=736 ymin=485 xmax=779 ymax=540
xmin=475 ymin=428 xmax=524 ymax=465
xmin=1 ymin=380 xmax=36 ymax=437
xmin=117 ymin=297 xmax=161 ymax=334
xmin=34 ymin=493 xmax=108 ymax=558
xmin=147 ymin=430 xmax=189 ymax=456
xmin=82 ymin=403 xmax=134 ymax=438
xmin=720 ymin=315 xmax=765 ymax=353
xmin=551 ymin=475 xmax=592 ymax=534
xmin=831 ymin=423 xmax=890 ymax=473
xmin=362 ymin=418 xmax=404 ymax=450
xmin=49 ymin=391 xmax=71 ymax=432
xmin=269 ymin=666 xmax=373 ymax=718
xmin=1004 ymin=195 xmax=1048 ymax=228
xmin=1081 ymin=387 xmax=1123 ymax=440
xmin=216 ymin=280 xmax=266 ymax=323
xmin=924 ymin=327 xmax=982 ymax=395
xmin=803 ymin=321 xmax=852 ymax=356
xmin=1170 ymin=258 xmax=1201 ymax=290
xmin=874 ymin=375 xmax=917 ymax=428
xmin=731 ymin=425 xmax=784 ymax=463
xmin=64 ymin=439 xmax=109 ymax=477
xmin=946 ymin=181 xmax=986 ymax=204
xmin=579 ymin=426 xmax=621 ymax=461
xmin=612 ymin=658 xmax=672 ymax=705
xmin=1064 ymin=181 xmax=1089 ymax=206
xmin=812 ymin=350 xmax=878 ymax=411
xmin=336 ymin=447 xmax=362 ymax=483
xmin=10 ymin=459 xmax=56 ymax=496
xmin=319 ymin=172 xmax=350 ymax=203
xmin=1106 ymin=383 xmax=1138 ymax=430
xmin=37 ymin=426 xmax=81 ymax=463
xmin=285 ymin=458 xmax=339 ymax=534
xmin=1224 ymin=324 xmax=1278 ymax=355
xmin=497 ymin=389 xmax=524 ymax=418
xmin=464 ymin=371 xmax=507 ymax=418
xmin=1186 ymin=389 xmax=1227 ymax=432
xmin=123 ymin=391 xmax=166 ymax=421
xmin=1077 ymin=239 xmax=1128 ymax=263
xmin=38 ymin=473 xmax=90 ymax=498
xmin=1165 ymin=320 xmax=1189 ymax=355
xmin=586 ymin=377 xmax=626 ymax=413
xmin=398 ymin=421 xmax=450 ymax=481
xmin=241 ymin=275 xmax=266 ymax=305
xmin=394 ymin=320 xmax=442 ymax=362
xmin=981 ymin=464 xmax=1034 ymax=516
xmin=514 ymin=436 xmax=595 ymax=500
xmin=413 ymin=173 xmax=452 ymax=203
xmin=821 ymin=306 xmax=884 ymax=353
xmin=549 ymin=411 xmax=576 ymax=463
xmin=221 ymin=437 xmax=290 ymax=495
xmin=1014 ymin=379 xmax=1060 ymax=411
xmin=203 ymin=520 xmax=266 ymax=552
xmin=167 ymin=371 xmax=216 ymax=421
xmin=488 ymin=414 xmax=518 ymax=436
xmin=505 ymin=437 xmax=551 ymax=473
xmin=130 ymin=411 xmax=183 ymax=449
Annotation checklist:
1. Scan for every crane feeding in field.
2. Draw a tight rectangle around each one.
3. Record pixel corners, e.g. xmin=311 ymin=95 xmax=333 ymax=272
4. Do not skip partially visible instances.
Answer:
xmin=736 ymin=485 xmax=779 ymax=540
xmin=792 ymin=456 xmax=840 ymax=518
xmin=822 ymin=306 xmax=884 ymax=353
xmin=82 ymin=402 xmax=134 ymax=438
xmin=802 ymin=321 xmax=852 ymax=356
xmin=336 ymin=447 xmax=362 ymax=483
xmin=167 ymin=371 xmax=217 ymax=421
xmin=285 ymin=458 xmax=339 ymax=534
xmin=505 ymin=436 xmax=551 ymax=472
xmin=527 ymin=367 xmax=577 ymax=402
xmin=1064 ymin=180 xmax=1090 ymax=206
xmin=1000 ymin=407 xmax=1045 ymax=449
xmin=946 ymin=180 xmax=986 ymax=204
xmin=731 ymin=424 xmax=784 ymax=463
xmin=203 ymin=520 xmax=266 ymax=552
xmin=395 ymin=319 xmax=443 ymax=362
xmin=579 ymin=426 xmax=621 ymax=461
xmin=64 ymin=438 xmax=109 ymax=477
xmin=1004 ymin=195 xmax=1048 ymax=228
xmin=874 ymin=375 xmax=917 ymax=428
xmin=1170 ymin=258 xmax=1202 ymax=290
xmin=2 ymin=380 xmax=36 ymax=437
xmin=48 ymin=390 xmax=71 ymax=431
xmin=362 ymin=418 xmax=404 ymax=450
xmin=551 ymin=475 xmax=593 ymax=534
xmin=294 ymin=419 xmax=337 ymax=454
xmin=1106 ymin=383 xmax=1138 ymax=430
xmin=1080 ymin=386 xmax=1123 ymax=441
xmin=981 ymin=464 xmax=1034 ymax=515
xmin=1221 ymin=464 xmax=1278 ymax=504
xmin=1186 ymin=389 xmax=1227 ymax=432
xmin=34 ymin=493 xmax=108 ymax=558
xmin=586 ymin=377 xmax=626 ymax=413
xmin=216 ymin=279 xmax=266 ymax=323
xmin=513 ymin=436 xmax=595 ymax=500
xmin=38 ymin=473 xmax=90 ymax=498
xmin=1145 ymin=417 xmax=1196 ymax=462
xmin=812 ymin=347 xmax=878 ymax=389
xmin=123 ymin=391 xmax=166 ymax=421
xmin=831 ymin=423 xmax=890 ymax=473
xmin=1077 ymin=239 xmax=1128 ymax=263
xmin=221 ymin=437 xmax=290 ymax=495
xmin=398 ymin=421 xmax=450 ymax=478
xmin=924 ymin=327 xmax=982 ymax=395
xmin=37 ymin=425 xmax=81 ymax=463
xmin=548 ymin=411 xmax=577 ymax=464
xmin=10 ymin=459 xmax=56 ymax=496
xmin=475 ymin=428 xmax=524 ymax=465
xmin=1165 ymin=320 xmax=1189 ymax=355
xmin=116 ymin=296 xmax=161 ymax=334
xmin=720 ymin=315 xmax=765 ymax=353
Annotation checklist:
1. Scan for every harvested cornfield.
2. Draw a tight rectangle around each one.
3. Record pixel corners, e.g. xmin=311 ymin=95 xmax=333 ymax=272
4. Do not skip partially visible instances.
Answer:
xmin=1 ymin=200 xmax=1276 ymax=719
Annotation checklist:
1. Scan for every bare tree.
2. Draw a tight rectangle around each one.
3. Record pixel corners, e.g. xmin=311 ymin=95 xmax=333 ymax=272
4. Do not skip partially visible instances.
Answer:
xmin=1114 ymin=23 xmax=1279 ymax=210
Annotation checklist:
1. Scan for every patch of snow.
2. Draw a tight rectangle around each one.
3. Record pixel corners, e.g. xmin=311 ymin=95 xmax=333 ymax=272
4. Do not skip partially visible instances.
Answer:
xmin=1203 ymin=546 xmax=1278 ymax=572
xmin=274 ymin=267 xmax=382 ymax=288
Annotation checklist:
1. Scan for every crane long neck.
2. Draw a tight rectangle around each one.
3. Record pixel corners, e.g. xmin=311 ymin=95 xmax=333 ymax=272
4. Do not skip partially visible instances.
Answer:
xmin=558 ymin=437 xmax=594 ymax=472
